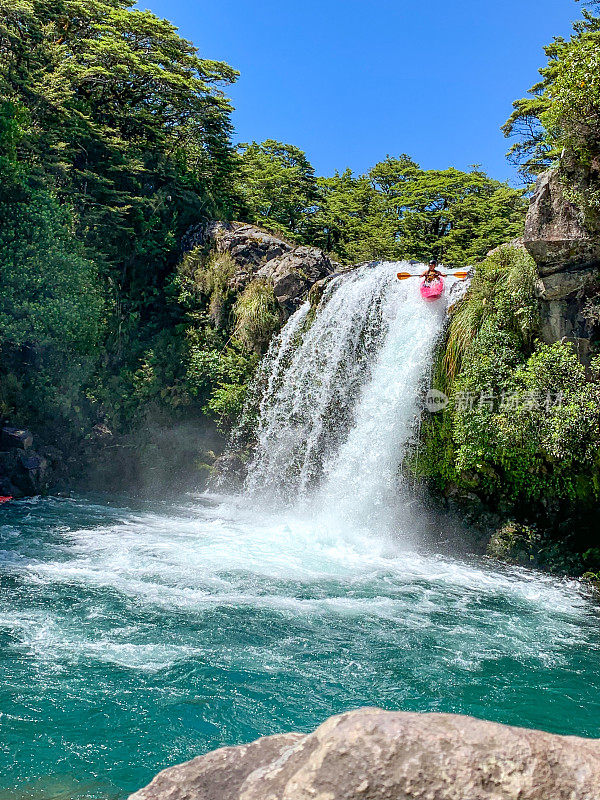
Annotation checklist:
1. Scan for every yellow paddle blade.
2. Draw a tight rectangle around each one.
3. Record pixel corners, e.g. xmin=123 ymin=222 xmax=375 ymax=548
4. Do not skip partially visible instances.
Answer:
xmin=396 ymin=271 xmax=470 ymax=281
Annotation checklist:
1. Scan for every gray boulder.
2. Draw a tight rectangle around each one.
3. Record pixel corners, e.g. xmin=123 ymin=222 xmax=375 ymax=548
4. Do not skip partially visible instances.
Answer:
xmin=183 ymin=221 xmax=337 ymax=316
xmin=130 ymin=734 xmax=303 ymax=800
xmin=257 ymin=245 xmax=336 ymax=315
xmin=182 ymin=220 xmax=292 ymax=266
xmin=129 ymin=708 xmax=600 ymax=800
xmin=0 ymin=447 xmax=51 ymax=497
xmin=210 ymin=221 xmax=292 ymax=267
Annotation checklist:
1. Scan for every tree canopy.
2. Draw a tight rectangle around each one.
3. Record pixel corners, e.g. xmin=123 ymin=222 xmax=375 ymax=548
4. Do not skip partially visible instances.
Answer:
xmin=0 ymin=0 xmax=238 ymax=290
xmin=235 ymin=147 xmax=526 ymax=267
xmin=503 ymin=4 xmax=600 ymax=178
xmin=235 ymin=140 xmax=320 ymax=241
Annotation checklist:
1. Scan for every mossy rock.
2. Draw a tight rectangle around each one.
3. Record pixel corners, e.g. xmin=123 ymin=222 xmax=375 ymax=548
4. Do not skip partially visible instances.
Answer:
xmin=487 ymin=521 xmax=541 ymax=565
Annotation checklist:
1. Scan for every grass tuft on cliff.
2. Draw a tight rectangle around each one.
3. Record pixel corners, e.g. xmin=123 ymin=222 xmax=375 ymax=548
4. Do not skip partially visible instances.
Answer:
xmin=443 ymin=247 xmax=538 ymax=385
xmin=233 ymin=280 xmax=281 ymax=353
xmin=176 ymin=250 xmax=238 ymax=329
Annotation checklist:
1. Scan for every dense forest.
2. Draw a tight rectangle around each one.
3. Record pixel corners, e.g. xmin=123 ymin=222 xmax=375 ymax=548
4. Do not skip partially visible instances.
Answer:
xmin=0 ymin=0 xmax=527 ymax=463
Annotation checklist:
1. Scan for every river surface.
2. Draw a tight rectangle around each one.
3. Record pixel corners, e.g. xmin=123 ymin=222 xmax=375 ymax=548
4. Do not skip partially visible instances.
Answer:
xmin=3 ymin=262 xmax=600 ymax=798
xmin=2 ymin=493 xmax=600 ymax=799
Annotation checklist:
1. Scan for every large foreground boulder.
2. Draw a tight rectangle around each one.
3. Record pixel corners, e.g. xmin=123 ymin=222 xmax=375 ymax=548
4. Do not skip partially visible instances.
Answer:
xmin=129 ymin=708 xmax=600 ymax=800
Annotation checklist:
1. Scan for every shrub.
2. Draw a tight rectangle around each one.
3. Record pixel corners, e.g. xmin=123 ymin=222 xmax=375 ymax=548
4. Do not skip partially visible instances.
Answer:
xmin=186 ymin=332 xmax=259 ymax=430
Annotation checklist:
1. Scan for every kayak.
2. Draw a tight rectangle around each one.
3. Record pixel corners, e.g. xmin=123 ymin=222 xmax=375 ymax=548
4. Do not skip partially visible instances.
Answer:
xmin=420 ymin=277 xmax=444 ymax=301
xmin=0 ymin=496 xmax=13 ymax=504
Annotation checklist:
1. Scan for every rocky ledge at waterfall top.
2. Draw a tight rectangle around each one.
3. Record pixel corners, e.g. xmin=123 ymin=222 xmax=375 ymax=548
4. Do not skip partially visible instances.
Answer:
xmin=183 ymin=220 xmax=338 ymax=317
xmin=130 ymin=708 xmax=600 ymax=800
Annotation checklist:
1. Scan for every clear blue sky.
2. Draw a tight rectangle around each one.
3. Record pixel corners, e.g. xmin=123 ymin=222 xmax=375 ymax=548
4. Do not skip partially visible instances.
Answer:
xmin=142 ymin=0 xmax=580 ymax=185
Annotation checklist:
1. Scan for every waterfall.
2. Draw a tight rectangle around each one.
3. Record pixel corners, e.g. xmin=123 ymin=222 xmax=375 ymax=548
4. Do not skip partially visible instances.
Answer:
xmin=242 ymin=261 xmax=446 ymax=532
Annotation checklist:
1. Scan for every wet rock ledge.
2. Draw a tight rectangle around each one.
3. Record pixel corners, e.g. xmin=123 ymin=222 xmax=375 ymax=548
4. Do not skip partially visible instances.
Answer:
xmin=129 ymin=708 xmax=600 ymax=800
xmin=0 ymin=425 xmax=59 ymax=497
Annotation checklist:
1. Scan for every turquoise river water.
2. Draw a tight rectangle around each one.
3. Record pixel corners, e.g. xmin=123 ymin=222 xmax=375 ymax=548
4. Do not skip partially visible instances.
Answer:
xmin=1 ymin=494 xmax=600 ymax=799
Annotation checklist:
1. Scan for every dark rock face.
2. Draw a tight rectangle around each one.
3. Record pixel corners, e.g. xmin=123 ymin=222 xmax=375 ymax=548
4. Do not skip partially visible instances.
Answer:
xmin=536 ymin=268 xmax=598 ymax=346
xmin=524 ymin=168 xmax=600 ymax=275
xmin=535 ymin=263 xmax=598 ymax=345
xmin=523 ymin=168 xmax=600 ymax=344
xmin=0 ymin=426 xmax=54 ymax=497
xmin=184 ymin=221 xmax=337 ymax=317
xmin=130 ymin=708 xmax=600 ymax=800
xmin=1 ymin=427 xmax=34 ymax=450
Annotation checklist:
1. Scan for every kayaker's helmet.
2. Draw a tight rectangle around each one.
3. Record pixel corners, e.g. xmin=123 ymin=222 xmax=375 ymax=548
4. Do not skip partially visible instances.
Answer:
xmin=429 ymin=259 xmax=437 ymax=267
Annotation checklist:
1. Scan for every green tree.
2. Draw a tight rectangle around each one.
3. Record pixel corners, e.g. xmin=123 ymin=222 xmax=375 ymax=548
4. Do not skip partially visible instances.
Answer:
xmin=0 ymin=100 xmax=102 ymax=362
xmin=0 ymin=124 xmax=103 ymax=429
xmin=370 ymin=157 xmax=526 ymax=266
xmin=0 ymin=195 xmax=102 ymax=354
xmin=308 ymin=157 xmax=525 ymax=267
xmin=235 ymin=140 xmax=319 ymax=240
xmin=312 ymin=169 xmax=394 ymax=263
xmin=504 ymin=4 xmax=600 ymax=177
xmin=0 ymin=0 xmax=238 ymax=297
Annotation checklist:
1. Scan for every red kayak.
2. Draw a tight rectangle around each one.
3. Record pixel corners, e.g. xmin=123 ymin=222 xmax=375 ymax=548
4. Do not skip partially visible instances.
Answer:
xmin=0 ymin=496 xmax=13 ymax=504
xmin=420 ymin=277 xmax=444 ymax=301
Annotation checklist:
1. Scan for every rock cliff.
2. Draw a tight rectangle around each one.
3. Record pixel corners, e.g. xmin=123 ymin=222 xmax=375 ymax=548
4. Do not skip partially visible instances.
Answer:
xmin=129 ymin=708 xmax=600 ymax=800
xmin=0 ymin=426 xmax=57 ymax=497
xmin=184 ymin=221 xmax=338 ymax=318
xmin=524 ymin=167 xmax=600 ymax=348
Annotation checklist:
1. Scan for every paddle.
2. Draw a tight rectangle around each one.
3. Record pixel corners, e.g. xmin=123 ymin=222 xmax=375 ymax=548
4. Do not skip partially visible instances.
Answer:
xmin=396 ymin=271 xmax=470 ymax=281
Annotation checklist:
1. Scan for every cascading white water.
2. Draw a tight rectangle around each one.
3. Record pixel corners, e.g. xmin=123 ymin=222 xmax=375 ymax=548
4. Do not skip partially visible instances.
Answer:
xmin=243 ymin=261 xmax=446 ymax=531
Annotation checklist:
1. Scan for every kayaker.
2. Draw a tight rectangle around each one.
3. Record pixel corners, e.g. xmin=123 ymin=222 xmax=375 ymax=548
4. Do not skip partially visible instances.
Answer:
xmin=421 ymin=259 xmax=444 ymax=284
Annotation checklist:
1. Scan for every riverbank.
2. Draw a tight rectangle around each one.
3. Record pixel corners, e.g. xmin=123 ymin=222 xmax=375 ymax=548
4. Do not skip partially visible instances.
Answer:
xmin=410 ymin=168 xmax=600 ymax=581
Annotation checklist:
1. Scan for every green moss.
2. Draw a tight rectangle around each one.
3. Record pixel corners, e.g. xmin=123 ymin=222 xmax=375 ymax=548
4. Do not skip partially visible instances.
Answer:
xmin=487 ymin=522 xmax=541 ymax=565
